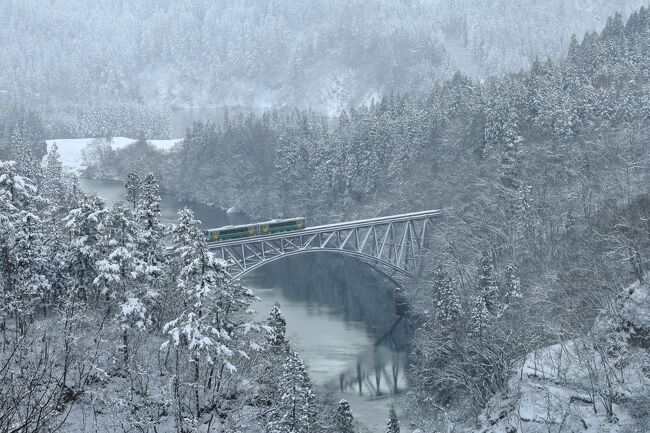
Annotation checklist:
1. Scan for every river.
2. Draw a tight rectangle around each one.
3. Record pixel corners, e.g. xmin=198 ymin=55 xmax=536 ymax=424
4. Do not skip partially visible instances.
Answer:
xmin=79 ymin=178 xmax=409 ymax=431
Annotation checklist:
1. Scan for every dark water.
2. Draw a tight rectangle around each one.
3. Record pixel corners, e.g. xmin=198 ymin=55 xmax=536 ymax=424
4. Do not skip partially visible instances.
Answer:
xmin=79 ymin=178 xmax=408 ymax=430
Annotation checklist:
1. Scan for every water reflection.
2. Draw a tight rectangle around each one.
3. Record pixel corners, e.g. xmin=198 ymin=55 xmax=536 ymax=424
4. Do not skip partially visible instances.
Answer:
xmin=246 ymin=254 xmax=409 ymax=429
xmin=337 ymin=342 xmax=407 ymax=397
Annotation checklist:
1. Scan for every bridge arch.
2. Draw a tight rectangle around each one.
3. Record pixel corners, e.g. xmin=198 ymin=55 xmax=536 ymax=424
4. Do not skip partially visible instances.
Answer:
xmin=209 ymin=209 xmax=444 ymax=288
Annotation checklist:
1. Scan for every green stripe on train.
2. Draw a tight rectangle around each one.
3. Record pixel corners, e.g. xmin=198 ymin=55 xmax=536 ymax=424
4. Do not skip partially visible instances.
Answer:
xmin=268 ymin=225 xmax=299 ymax=233
xmin=221 ymin=231 xmax=251 ymax=240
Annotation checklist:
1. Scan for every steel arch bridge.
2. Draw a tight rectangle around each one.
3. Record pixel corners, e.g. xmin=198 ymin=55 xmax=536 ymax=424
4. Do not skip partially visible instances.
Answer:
xmin=207 ymin=209 xmax=444 ymax=287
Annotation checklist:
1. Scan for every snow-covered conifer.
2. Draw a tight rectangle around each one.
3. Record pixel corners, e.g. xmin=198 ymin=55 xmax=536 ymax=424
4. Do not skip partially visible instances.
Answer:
xmin=0 ymin=161 xmax=49 ymax=331
xmin=163 ymin=208 xmax=259 ymax=420
xmin=17 ymin=140 xmax=35 ymax=179
xmin=125 ymin=169 xmax=140 ymax=209
xmin=62 ymin=193 xmax=108 ymax=290
xmin=469 ymin=295 xmax=490 ymax=339
xmin=386 ymin=406 xmax=400 ymax=433
xmin=334 ymin=399 xmax=355 ymax=433
xmin=268 ymin=350 xmax=315 ymax=433
xmin=64 ymin=174 xmax=85 ymax=209
xmin=165 ymin=208 xmax=255 ymax=365
xmin=503 ymin=262 xmax=522 ymax=307
xmin=43 ymin=143 xmax=65 ymax=203
xmin=267 ymin=303 xmax=287 ymax=350
xmin=432 ymin=266 xmax=461 ymax=330
xmin=9 ymin=126 xmax=23 ymax=162
xmin=137 ymin=172 xmax=166 ymax=275
xmin=499 ymin=110 xmax=524 ymax=191
xmin=477 ymin=250 xmax=500 ymax=315
xmin=93 ymin=200 xmax=147 ymax=369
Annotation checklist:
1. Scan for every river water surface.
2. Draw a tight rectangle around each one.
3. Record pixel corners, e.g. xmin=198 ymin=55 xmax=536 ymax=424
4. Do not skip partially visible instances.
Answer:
xmin=79 ymin=178 xmax=409 ymax=431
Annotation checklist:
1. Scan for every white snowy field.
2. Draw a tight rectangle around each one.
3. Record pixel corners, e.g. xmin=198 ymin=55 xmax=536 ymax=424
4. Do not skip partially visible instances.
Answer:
xmin=45 ymin=137 xmax=182 ymax=173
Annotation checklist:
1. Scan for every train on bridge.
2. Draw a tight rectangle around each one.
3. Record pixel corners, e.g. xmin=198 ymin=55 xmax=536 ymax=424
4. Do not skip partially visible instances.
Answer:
xmin=206 ymin=217 xmax=306 ymax=242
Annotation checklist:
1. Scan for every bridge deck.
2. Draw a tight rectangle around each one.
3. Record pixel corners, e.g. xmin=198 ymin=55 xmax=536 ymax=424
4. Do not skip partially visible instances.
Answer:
xmin=207 ymin=209 xmax=443 ymax=247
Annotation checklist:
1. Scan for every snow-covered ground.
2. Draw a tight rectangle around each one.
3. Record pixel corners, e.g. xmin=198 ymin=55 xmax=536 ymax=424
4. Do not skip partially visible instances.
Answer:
xmin=45 ymin=137 xmax=182 ymax=173
xmin=472 ymin=283 xmax=650 ymax=433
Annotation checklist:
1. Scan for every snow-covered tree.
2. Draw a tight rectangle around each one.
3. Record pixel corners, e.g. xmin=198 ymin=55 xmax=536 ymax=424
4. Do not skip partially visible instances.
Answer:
xmin=386 ymin=406 xmax=399 ymax=433
xmin=477 ymin=250 xmax=500 ymax=315
xmin=503 ymin=262 xmax=522 ymax=308
xmin=136 ymin=172 xmax=167 ymax=321
xmin=0 ymin=160 xmax=49 ymax=332
xmin=125 ymin=169 xmax=140 ymax=209
xmin=267 ymin=303 xmax=287 ymax=350
xmin=9 ymin=127 xmax=23 ymax=163
xmin=43 ymin=143 xmax=65 ymax=204
xmin=93 ymin=200 xmax=147 ymax=370
xmin=432 ymin=266 xmax=461 ymax=331
xmin=334 ymin=399 xmax=355 ymax=433
xmin=268 ymin=350 xmax=315 ymax=433
xmin=137 ymin=172 xmax=165 ymax=264
xmin=62 ymin=193 xmax=108 ymax=292
xmin=469 ymin=295 xmax=490 ymax=339
xmin=163 ymin=207 xmax=258 ymax=423
xmin=498 ymin=111 xmax=524 ymax=191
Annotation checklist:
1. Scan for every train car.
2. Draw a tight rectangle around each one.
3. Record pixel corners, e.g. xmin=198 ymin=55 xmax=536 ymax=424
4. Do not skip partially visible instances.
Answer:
xmin=259 ymin=217 xmax=306 ymax=235
xmin=206 ymin=223 xmax=256 ymax=241
xmin=206 ymin=217 xmax=306 ymax=242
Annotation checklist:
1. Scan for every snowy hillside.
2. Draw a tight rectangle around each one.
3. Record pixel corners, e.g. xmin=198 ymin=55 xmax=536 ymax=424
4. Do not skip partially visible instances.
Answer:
xmin=472 ymin=283 xmax=650 ymax=433
xmin=2 ymin=0 xmax=649 ymax=120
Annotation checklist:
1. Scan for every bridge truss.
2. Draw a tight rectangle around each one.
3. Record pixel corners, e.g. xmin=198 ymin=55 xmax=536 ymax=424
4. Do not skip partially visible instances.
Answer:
xmin=208 ymin=209 xmax=443 ymax=287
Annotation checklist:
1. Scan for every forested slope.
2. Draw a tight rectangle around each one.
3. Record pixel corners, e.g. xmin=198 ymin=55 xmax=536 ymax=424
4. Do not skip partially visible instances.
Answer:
xmin=0 ymin=0 xmax=646 ymax=135
xmin=98 ymin=7 xmax=650 ymax=223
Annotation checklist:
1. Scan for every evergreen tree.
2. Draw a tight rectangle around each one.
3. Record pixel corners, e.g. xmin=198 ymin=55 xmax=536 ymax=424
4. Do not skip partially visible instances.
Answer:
xmin=477 ymin=250 xmax=500 ymax=315
xmin=13 ymin=207 xmax=50 ymax=330
xmin=64 ymin=174 xmax=84 ymax=210
xmin=163 ymin=208 xmax=258 ymax=421
xmin=135 ymin=172 xmax=167 ymax=326
xmin=93 ymin=200 xmax=147 ymax=370
xmin=137 ymin=172 xmax=166 ymax=282
xmin=17 ymin=139 xmax=35 ymax=179
xmin=386 ymin=407 xmax=399 ymax=433
xmin=334 ymin=399 xmax=355 ymax=433
xmin=503 ymin=262 xmax=522 ymax=308
xmin=267 ymin=303 xmax=287 ymax=350
xmin=9 ymin=126 xmax=23 ymax=163
xmin=432 ymin=266 xmax=461 ymax=331
xmin=268 ymin=350 xmax=315 ymax=433
xmin=62 ymin=194 xmax=108 ymax=291
xmin=0 ymin=161 xmax=49 ymax=331
xmin=499 ymin=110 xmax=524 ymax=191
xmin=469 ymin=295 xmax=490 ymax=339
xmin=125 ymin=169 xmax=140 ymax=209
xmin=43 ymin=143 xmax=65 ymax=203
